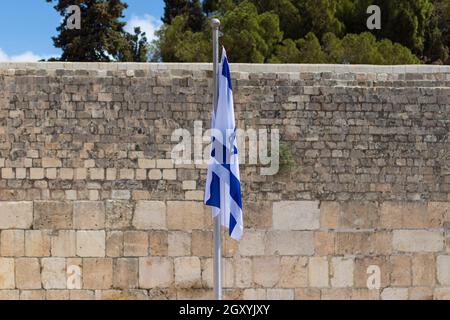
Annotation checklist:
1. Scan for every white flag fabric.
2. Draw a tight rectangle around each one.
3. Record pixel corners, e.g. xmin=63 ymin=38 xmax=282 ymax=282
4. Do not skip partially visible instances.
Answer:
xmin=205 ymin=47 xmax=243 ymax=240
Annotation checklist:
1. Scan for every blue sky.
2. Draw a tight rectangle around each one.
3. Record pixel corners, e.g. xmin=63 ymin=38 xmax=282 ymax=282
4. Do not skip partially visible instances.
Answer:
xmin=0 ymin=0 xmax=164 ymax=61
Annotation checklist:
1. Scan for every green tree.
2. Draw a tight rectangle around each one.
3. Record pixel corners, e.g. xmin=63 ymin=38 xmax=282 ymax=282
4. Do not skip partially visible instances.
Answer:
xmin=249 ymin=0 xmax=301 ymax=40
xmin=220 ymin=1 xmax=283 ymax=63
xmin=162 ymin=0 xmax=189 ymax=24
xmin=47 ymin=0 xmax=147 ymax=62
xmin=296 ymin=33 xmax=328 ymax=63
xmin=153 ymin=15 xmax=210 ymax=62
xmin=322 ymin=32 xmax=419 ymax=64
xmin=162 ymin=0 xmax=205 ymax=31
xmin=337 ymin=0 xmax=433 ymax=54
xmin=423 ymin=0 xmax=450 ymax=63
xmin=124 ymin=27 xmax=150 ymax=62
xmin=154 ymin=0 xmax=444 ymax=64
xmin=269 ymin=39 xmax=301 ymax=63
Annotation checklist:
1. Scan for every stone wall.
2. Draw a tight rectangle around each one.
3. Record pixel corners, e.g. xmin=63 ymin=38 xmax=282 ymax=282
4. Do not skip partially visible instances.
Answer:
xmin=0 ymin=62 xmax=449 ymax=300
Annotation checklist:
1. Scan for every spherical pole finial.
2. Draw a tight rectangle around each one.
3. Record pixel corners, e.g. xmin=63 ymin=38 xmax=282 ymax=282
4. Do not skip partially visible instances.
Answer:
xmin=211 ymin=18 xmax=221 ymax=29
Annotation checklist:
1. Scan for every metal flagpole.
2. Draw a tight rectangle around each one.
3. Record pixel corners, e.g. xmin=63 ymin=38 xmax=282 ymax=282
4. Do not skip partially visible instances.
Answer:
xmin=211 ymin=18 xmax=222 ymax=301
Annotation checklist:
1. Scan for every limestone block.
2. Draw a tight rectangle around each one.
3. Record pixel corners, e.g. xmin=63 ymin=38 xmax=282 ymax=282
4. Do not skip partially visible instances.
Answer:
xmin=0 ymin=202 xmax=33 ymax=229
xmin=174 ymin=257 xmax=201 ymax=288
xmin=34 ymin=201 xmax=73 ymax=230
xmin=123 ymin=231 xmax=148 ymax=257
xmin=273 ymin=201 xmax=320 ymax=230
xmin=76 ymin=231 xmax=106 ymax=257
xmin=139 ymin=257 xmax=173 ymax=288
xmin=1 ymin=230 xmax=25 ymax=256
xmin=133 ymin=201 xmax=166 ymax=230
xmin=25 ymin=230 xmax=51 ymax=257
xmin=168 ymin=231 xmax=191 ymax=257
xmin=252 ymin=256 xmax=280 ymax=288
xmin=0 ymin=258 xmax=15 ymax=289
xmin=393 ymin=230 xmax=443 ymax=252
xmin=15 ymin=258 xmax=41 ymax=289
xmin=41 ymin=258 xmax=66 ymax=289
xmin=82 ymin=258 xmax=113 ymax=289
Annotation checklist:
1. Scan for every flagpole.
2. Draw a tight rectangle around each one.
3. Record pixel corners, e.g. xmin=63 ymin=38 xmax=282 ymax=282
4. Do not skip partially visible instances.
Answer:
xmin=211 ymin=18 xmax=223 ymax=301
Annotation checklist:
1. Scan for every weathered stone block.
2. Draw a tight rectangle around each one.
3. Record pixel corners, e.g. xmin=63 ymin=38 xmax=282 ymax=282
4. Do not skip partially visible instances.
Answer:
xmin=238 ymin=230 xmax=265 ymax=256
xmin=191 ymin=230 xmax=213 ymax=257
xmin=0 ymin=258 xmax=15 ymax=289
xmin=25 ymin=230 xmax=51 ymax=257
xmin=41 ymin=258 xmax=66 ymax=289
xmin=265 ymin=231 xmax=314 ymax=256
xmin=202 ymin=258 xmax=234 ymax=289
xmin=380 ymin=287 xmax=408 ymax=300
xmin=390 ymin=255 xmax=411 ymax=287
xmin=138 ymin=159 xmax=155 ymax=169
xmin=434 ymin=287 xmax=450 ymax=300
xmin=111 ymin=190 xmax=130 ymax=200
xmin=139 ymin=257 xmax=173 ymax=288
xmin=15 ymin=258 xmax=41 ymax=289
xmin=279 ymin=256 xmax=308 ymax=288
xmin=148 ymin=169 xmax=162 ymax=180
xmin=106 ymin=231 xmax=123 ymax=257
xmin=409 ymin=287 xmax=433 ymax=300
xmin=243 ymin=289 xmax=266 ymax=300
xmin=273 ymin=201 xmax=319 ymax=230
xmin=295 ymin=288 xmax=321 ymax=300
xmin=393 ymin=230 xmax=443 ymax=252
xmin=0 ymin=230 xmax=24 ymax=256
xmin=174 ymin=257 xmax=201 ymax=288
xmin=20 ymin=290 xmax=45 ymax=300
xmin=330 ymin=257 xmax=354 ymax=288
xmin=244 ymin=201 xmax=272 ymax=229
xmin=234 ymin=258 xmax=252 ymax=288
xmin=339 ymin=201 xmax=379 ymax=229
xmin=335 ymin=232 xmax=392 ymax=255
xmin=321 ymin=288 xmax=352 ymax=300
xmin=437 ymin=255 xmax=450 ymax=285
xmin=314 ymin=231 xmax=335 ymax=256
xmin=82 ymin=258 xmax=113 ymax=289
xmin=167 ymin=201 xmax=210 ymax=230
xmin=267 ymin=289 xmax=294 ymax=300
xmin=46 ymin=290 xmax=70 ymax=300
xmin=30 ymin=168 xmax=44 ymax=180
xmin=133 ymin=201 xmax=166 ymax=230
xmin=113 ymin=258 xmax=138 ymax=289
xmin=34 ymin=201 xmax=73 ymax=230
xmin=51 ymin=230 xmax=76 ymax=257
xmin=149 ymin=231 xmax=168 ymax=256
xmin=252 ymin=256 xmax=280 ymax=287
xmin=0 ymin=202 xmax=33 ymax=229
xmin=168 ymin=231 xmax=191 ymax=257
xmin=76 ymin=231 xmax=105 ymax=257
xmin=73 ymin=201 xmax=105 ymax=229
xmin=380 ymin=202 xmax=428 ymax=229
xmin=123 ymin=231 xmax=148 ymax=257
xmin=105 ymin=200 xmax=133 ymax=229
xmin=320 ymin=201 xmax=340 ymax=229
xmin=412 ymin=254 xmax=435 ymax=286
xmin=309 ymin=257 xmax=329 ymax=288
xmin=0 ymin=290 xmax=19 ymax=300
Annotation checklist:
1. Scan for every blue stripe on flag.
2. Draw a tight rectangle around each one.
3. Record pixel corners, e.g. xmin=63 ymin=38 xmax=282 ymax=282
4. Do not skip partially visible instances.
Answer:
xmin=229 ymin=212 xmax=237 ymax=236
xmin=205 ymin=172 xmax=221 ymax=208
xmin=229 ymin=172 xmax=242 ymax=208
xmin=222 ymin=57 xmax=232 ymax=90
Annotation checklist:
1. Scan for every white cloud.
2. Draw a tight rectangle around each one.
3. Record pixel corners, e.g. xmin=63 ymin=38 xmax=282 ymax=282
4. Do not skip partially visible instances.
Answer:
xmin=126 ymin=14 xmax=162 ymax=43
xmin=0 ymin=48 xmax=53 ymax=62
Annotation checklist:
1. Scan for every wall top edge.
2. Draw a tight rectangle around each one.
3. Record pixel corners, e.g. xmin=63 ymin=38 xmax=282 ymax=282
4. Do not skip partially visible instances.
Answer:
xmin=0 ymin=62 xmax=450 ymax=74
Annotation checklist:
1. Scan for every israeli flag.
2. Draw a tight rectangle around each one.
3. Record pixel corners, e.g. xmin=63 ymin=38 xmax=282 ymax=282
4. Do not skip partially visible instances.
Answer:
xmin=205 ymin=47 xmax=243 ymax=240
